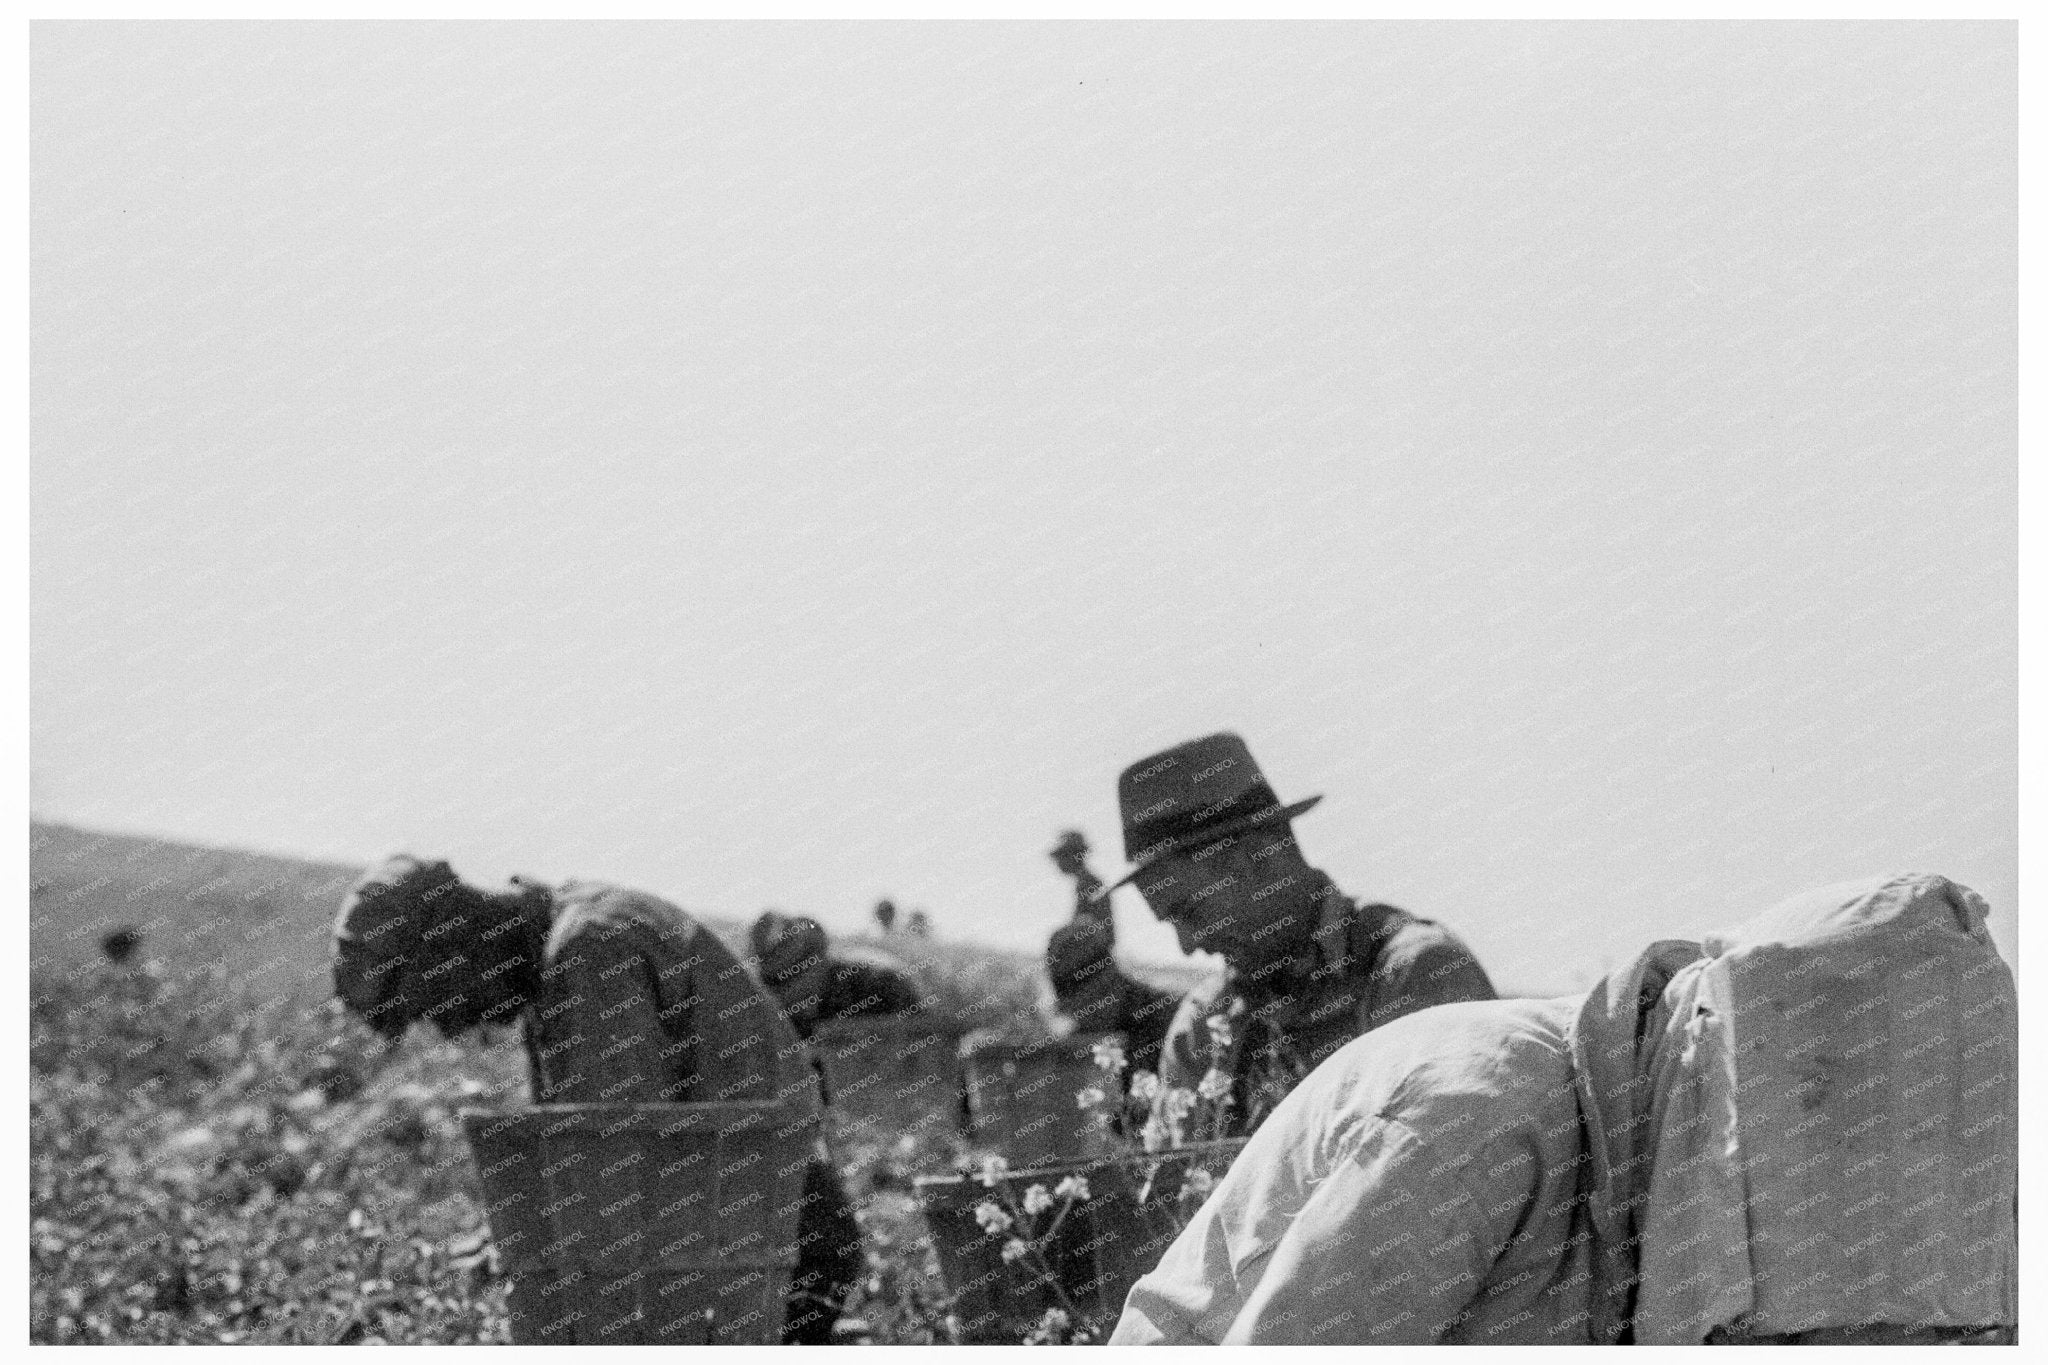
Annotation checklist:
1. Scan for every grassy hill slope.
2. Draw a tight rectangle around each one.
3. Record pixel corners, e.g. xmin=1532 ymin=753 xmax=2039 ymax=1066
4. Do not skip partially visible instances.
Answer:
xmin=29 ymin=821 xmax=1186 ymax=1036
xmin=25 ymin=820 xmax=1190 ymax=1343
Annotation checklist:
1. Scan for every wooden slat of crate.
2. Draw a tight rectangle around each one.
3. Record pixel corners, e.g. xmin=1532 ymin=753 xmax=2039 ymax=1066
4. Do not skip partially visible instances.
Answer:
xmin=915 ymin=1141 xmax=1247 ymax=1343
xmin=960 ymin=1034 xmax=1117 ymax=1169
xmin=511 ymin=1263 xmax=590 ymax=1344
xmin=463 ymin=1102 xmax=812 ymax=1345
xmin=811 ymin=1018 xmax=963 ymax=1151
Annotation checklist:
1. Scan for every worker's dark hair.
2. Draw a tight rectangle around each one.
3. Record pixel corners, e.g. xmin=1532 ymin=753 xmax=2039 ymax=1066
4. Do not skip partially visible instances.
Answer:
xmin=751 ymin=910 xmax=828 ymax=987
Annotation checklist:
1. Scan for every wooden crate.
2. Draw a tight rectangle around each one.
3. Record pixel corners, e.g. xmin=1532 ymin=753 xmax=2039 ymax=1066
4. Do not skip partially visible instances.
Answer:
xmin=460 ymin=1102 xmax=815 ymax=1344
xmin=915 ymin=1141 xmax=1248 ymax=1343
xmin=959 ymin=1033 xmax=1119 ymax=1169
xmin=810 ymin=1017 xmax=964 ymax=1154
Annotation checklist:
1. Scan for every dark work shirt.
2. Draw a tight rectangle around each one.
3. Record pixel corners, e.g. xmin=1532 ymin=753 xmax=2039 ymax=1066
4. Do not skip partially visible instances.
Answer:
xmin=1158 ymin=876 xmax=1495 ymax=1134
xmin=818 ymin=957 xmax=924 ymax=1024
xmin=1064 ymin=969 xmax=1179 ymax=1077
xmin=520 ymin=880 xmax=819 ymax=1117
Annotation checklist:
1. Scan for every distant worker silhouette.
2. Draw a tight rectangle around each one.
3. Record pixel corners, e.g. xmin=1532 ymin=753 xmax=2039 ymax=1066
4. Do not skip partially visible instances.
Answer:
xmin=1044 ymin=829 xmax=1177 ymax=1076
xmin=1105 ymin=733 xmax=1496 ymax=1135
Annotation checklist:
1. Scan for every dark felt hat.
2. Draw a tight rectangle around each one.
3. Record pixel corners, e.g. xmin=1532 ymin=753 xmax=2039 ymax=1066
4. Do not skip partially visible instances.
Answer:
xmin=1108 ymin=733 xmax=1321 ymax=891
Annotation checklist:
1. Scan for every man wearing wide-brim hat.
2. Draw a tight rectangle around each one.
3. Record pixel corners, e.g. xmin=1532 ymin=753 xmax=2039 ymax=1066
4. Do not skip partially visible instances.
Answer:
xmin=1107 ymin=733 xmax=1495 ymax=1134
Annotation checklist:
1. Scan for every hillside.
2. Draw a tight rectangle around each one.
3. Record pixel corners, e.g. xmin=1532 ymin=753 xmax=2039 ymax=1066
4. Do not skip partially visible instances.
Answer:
xmin=27 ymin=818 xmax=1522 ymax=1344
xmin=27 ymin=821 xmax=1200 ymax=1035
xmin=31 ymin=823 xmax=365 ymax=1009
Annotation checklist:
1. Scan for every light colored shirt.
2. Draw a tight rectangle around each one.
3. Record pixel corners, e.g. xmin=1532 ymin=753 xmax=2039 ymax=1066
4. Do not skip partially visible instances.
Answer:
xmin=1113 ymin=997 xmax=1597 ymax=1344
xmin=1117 ymin=870 xmax=2016 ymax=1346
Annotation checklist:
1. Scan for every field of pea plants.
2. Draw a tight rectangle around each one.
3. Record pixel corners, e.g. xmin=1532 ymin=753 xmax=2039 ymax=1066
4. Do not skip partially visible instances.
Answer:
xmin=29 ymin=821 xmax=1123 ymax=1345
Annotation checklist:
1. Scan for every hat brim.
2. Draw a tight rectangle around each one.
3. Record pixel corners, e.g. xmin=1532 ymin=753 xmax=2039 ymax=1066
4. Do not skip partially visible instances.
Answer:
xmin=1103 ymin=793 xmax=1323 ymax=894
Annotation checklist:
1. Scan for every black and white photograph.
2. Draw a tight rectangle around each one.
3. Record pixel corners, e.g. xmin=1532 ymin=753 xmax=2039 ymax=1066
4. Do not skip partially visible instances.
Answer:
xmin=28 ymin=18 xmax=2018 ymax=1346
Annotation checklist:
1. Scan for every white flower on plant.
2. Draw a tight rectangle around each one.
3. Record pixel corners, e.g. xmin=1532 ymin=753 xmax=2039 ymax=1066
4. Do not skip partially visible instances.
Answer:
xmin=1184 ymin=1167 xmax=1215 ymax=1196
xmin=974 ymin=1200 xmax=1013 ymax=1234
xmin=1206 ymin=1013 xmax=1234 ymax=1050
xmin=1075 ymin=1086 xmax=1107 ymax=1111
xmin=977 ymin=1154 xmax=1010 ymax=1188
xmin=1196 ymin=1068 xmax=1233 ymax=1103
xmin=1054 ymin=1174 xmax=1091 ymax=1203
xmin=1091 ymin=1038 xmax=1127 ymax=1074
xmin=1032 ymin=1308 xmax=1072 ymax=1342
xmin=1022 ymin=1183 xmax=1055 ymax=1217
xmin=1001 ymin=1238 xmax=1030 ymax=1264
xmin=1128 ymin=1070 xmax=1162 ymax=1103
xmin=1162 ymin=1087 xmax=1198 ymax=1123
xmin=1142 ymin=1115 xmax=1171 ymax=1153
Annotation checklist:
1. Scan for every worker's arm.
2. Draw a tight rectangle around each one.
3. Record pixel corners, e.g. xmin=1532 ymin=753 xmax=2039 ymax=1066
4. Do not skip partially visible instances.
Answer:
xmin=1109 ymin=1173 xmax=1249 ymax=1343
xmin=529 ymin=912 xmax=691 ymax=1103
xmin=1115 ymin=1111 xmax=1511 ymax=1344
xmin=1152 ymin=989 xmax=1214 ymax=1092
xmin=1119 ymin=977 xmax=1182 ymax=1076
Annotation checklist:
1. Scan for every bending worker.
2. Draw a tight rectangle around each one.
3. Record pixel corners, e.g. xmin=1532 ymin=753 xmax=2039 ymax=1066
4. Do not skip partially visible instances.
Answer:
xmin=748 ymin=910 xmax=925 ymax=1042
xmin=1106 ymin=733 xmax=1496 ymax=1131
xmin=330 ymin=858 xmax=862 ymax=1345
xmin=1111 ymin=872 xmax=2017 ymax=1344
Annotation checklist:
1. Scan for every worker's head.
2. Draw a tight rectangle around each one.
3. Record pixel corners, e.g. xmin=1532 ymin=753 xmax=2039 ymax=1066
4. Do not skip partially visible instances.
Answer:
xmin=1049 ymin=829 xmax=1091 ymax=877
xmin=332 ymin=855 xmax=542 ymax=1041
xmin=1129 ymin=823 xmax=1316 ymax=966
xmin=1109 ymin=733 xmax=1324 ymax=966
xmin=750 ymin=910 xmax=832 ymax=1032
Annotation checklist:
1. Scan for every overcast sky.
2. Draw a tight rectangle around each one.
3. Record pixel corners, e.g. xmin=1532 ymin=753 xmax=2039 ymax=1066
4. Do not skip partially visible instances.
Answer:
xmin=32 ymin=22 xmax=2014 ymax=991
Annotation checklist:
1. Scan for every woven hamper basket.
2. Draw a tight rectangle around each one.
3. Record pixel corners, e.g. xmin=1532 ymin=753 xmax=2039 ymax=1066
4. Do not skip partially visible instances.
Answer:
xmin=461 ymin=1102 xmax=815 ymax=1344
xmin=959 ymin=1033 xmax=1121 ymax=1168
xmin=811 ymin=1017 xmax=964 ymax=1150
xmin=915 ymin=1140 xmax=1247 ymax=1343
